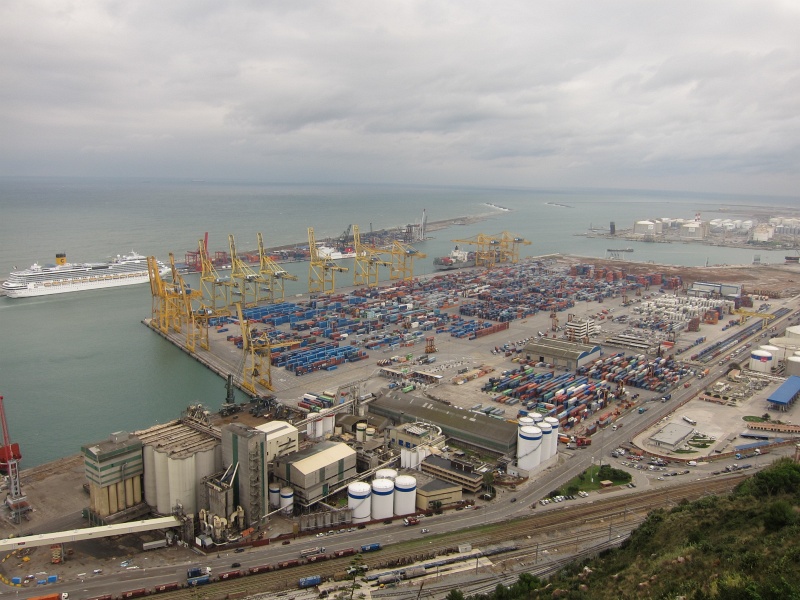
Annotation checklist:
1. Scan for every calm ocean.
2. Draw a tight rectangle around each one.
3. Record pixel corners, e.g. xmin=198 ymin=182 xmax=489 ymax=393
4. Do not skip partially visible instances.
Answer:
xmin=0 ymin=177 xmax=794 ymax=468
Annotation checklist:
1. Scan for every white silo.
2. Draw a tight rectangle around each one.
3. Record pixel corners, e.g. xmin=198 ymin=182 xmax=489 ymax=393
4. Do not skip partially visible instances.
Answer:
xmin=323 ymin=413 xmax=335 ymax=436
xmin=154 ymin=449 xmax=171 ymax=515
xmin=280 ymin=487 xmax=294 ymax=516
xmin=348 ymin=481 xmax=372 ymax=523
xmin=518 ymin=416 xmax=535 ymax=429
xmin=365 ymin=427 xmax=376 ymax=442
xmin=268 ymin=483 xmax=281 ymax=508
xmin=760 ymin=345 xmax=782 ymax=360
xmin=795 ymin=350 xmax=800 ymax=357
xmin=371 ymin=478 xmax=395 ymax=521
xmin=517 ymin=426 xmax=542 ymax=471
xmin=544 ymin=417 xmax=560 ymax=458
xmin=539 ymin=421 xmax=553 ymax=461
xmin=394 ymin=475 xmax=417 ymax=516
xmin=530 ymin=412 xmax=544 ymax=424
xmin=143 ymin=444 xmax=157 ymax=509
xmin=786 ymin=356 xmax=800 ymax=377
xmin=750 ymin=350 xmax=773 ymax=373
xmin=786 ymin=325 xmax=800 ymax=339
xmin=168 ymin=454 xmax=196 ymax=514
xmin=356 ymin=423 xmax=367 ymax=442
xmin=306 ymin=421 xmax=315 ymax=437
xmin=375 ymin=468 xmax=398 ymax=481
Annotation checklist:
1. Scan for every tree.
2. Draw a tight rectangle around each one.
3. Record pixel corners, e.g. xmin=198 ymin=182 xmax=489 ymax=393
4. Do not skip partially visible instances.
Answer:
xmin=431 ymin=500 xmax=443 ymax=514
xmin=445 ymin=590 xmax=465 ymax=600
xmin=764 ymin=500 xmax=796 ymax=532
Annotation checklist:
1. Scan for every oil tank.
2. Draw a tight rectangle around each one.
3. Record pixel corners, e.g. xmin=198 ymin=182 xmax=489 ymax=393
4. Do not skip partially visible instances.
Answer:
xmin=538 ymin=421 xmax=553 ymax=461
xmin=365 ymin=427 xmax=376 ymax=442
xmin=268 ymin=483 xmax=281 ymax=508
xmin=750 ymin=350 xmax=773 ymax=373
xmin=371 ymin=478 xmax=394 ymax=520
xmin=375 ymin=468 xmax=398 ymax=481
xmin=348 ymin=481 xmax=371 ymax=523
xmin=323 ymin=413 xmax=335 ymax=436
xmin=393 ymin=475 xmax=417 ymax=515
xmin=517 ymin=426 xmax=542 ymax=471
xmin=544 ymin=417 xmax=560 ymax=459
xmin=280 ymin=486 xmax=294 ymax=516
xmin=786 ymin=325 xmax=800 ymax=339
xmin=356 ymin=423 xmax=367 ymax=442
xmin=530 ymin=412 xmax=544 ymax=424
xmin=760 ymin=345 xmax=782 ymax=360
xmin=786 ymin=356 xmax=800 ymax=377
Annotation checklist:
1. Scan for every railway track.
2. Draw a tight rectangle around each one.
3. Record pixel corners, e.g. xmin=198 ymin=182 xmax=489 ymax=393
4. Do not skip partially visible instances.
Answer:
xmin=152 ymin=474 xmax=745 ymax=599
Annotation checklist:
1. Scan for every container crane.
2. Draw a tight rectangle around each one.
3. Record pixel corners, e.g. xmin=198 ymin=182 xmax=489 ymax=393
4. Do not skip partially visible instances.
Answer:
xmin=353 ymin=224 xmax=392 ymax=287
xmin=198 ymin=238 xmax=233 ymax=316
xmin=0 ymin=395 xmax=30 ymax=523
xmin=496 ymin=231 xmax=531 ymax=264
xmin=229 ymin=234 xmax=269 ymax=308
xmin=308 ymin=227 xmax=348 ymax=295
xmin=450 ymin=233 xmax=501 ymax=268
xmin=235 ymin=303 xmax=296 ymax=394
xmin=733 ymin=309 xmax=776 ymax=328
xmin=257 ymin=232 xmax=298 ymax=303
xmin=147 ymin=255 xmax=169 ymax=330
xmin=387 ymin=240 xmax=427 ymax=281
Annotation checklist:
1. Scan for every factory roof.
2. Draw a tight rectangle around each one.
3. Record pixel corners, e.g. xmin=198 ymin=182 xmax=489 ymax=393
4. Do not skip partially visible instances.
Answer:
xmin=135 ymin=420 xmax=220 ymax=458
xmin=255 ymin=420 xmax=298 ymax=437
xmin=649 ymin=422 xmax=695 ymax=448
xmin=767 ymin=376 xmax=800 ymax=406
xmin=418 ymin=477 xmax=462 ymax=493
xmin=81 ymin=431 xmax=142 ymax=461
xmin=369 ymin=394 xmax=517 ymax=454
xmin=289 ymin=441 xmax=356 ymax=475
xmin=523 ymin=338 xmax=601 ymax=361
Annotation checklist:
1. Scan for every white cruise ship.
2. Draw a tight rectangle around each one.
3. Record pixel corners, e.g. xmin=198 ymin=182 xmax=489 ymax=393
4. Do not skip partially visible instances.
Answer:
xmin=2 ymin=251 xmax=170 ymax=298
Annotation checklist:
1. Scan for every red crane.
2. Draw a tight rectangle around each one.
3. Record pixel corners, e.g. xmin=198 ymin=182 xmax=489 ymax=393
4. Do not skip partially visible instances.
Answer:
xmin=0 ymin=395 xmax=30 ymax=522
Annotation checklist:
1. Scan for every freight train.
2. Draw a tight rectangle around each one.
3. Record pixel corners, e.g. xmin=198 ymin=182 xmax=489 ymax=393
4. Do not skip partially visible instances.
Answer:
xmin=72 ymin=542 xmax=383 ymax=599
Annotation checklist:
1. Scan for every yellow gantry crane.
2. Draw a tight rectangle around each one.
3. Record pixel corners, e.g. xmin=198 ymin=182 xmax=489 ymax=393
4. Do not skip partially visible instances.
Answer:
xmin=257 ymin=232 xmax=298 ymax=303
xmin=229 ymin=234 xmax=270 ymax=308
xmin=147 ymin=254 xmax=206 ymax=351
xmin=147 ymin=256 xmax=168 ymax=329
xmin=235 ymin=303 xmax=296 ymax=394
xmin=387 ymin=240 xmax=427 ymax=281
xmin=353 ymin=224 xmax=392 ymax=287
xmin=308 ymin=227 xmax=348 ymax=295
xmin=496 ymin=231 xmax=531 ymax=264
xmin=733 ymin=309 xmax=776 ymax=329
xmin=450 ymin=231 xmax=530 ymax=268
xmin=198 ymin=238 xmax=234 ymax=316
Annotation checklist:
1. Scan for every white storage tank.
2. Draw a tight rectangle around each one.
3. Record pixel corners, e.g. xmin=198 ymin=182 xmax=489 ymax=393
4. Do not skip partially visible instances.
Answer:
xmin=538 ymin=421 xmax=553 ymax=461
xmin=323 ymin=413 xmax=335 ymax=436
xmin=143 ymin=444 xmax=157 ymax=509
xmin=517 ymin=425 xmax=542 ymax=471
xmin=786 ymin=356 xmax=800 ymax=377
xmin=750 ymin=350 xmax=773 ymax=373
xmin=312 ymin=417 xmax=324 ymax=439
xmin=356 ymin=423 xmax=367 ymax=442
xmin=371 ymin=478 xmax=394 ymax=520
xmin=394 ymin=475 xmax=417 ymax=516
xmin=168 ymin=454 xmax=196 ymax=515
xmin=154 ymin=449 xmax=171 ymax=515
xmin=517 ymin=416 xmax=535 ymax=428
xmin=375 ymin=468 xmax=398 ymax=481
xmin=280 ymin=486 xmax=294 ymax=516
xmin=786 ymin=325 xmax=800 ymax=339
xmin=365 ymin=427 xmax=376 ymax=442
xmin=348 ymin=481 xmax=371 ymax=523
xmin=544 ymin=417 xmax=560 ymax=459
xmin=760 ymin=345 xmax=782 ymax=360
xmin=530 ymin=412 xmax=544 ymax=424
xmin=268 ymin=483 xmax=281 ymax=508
xmin=306 ymin=421 xmax=315 ymax=438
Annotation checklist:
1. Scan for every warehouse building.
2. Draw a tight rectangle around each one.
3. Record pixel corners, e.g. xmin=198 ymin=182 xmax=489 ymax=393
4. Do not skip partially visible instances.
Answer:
xmin=416 ymin=477 xmax=463 ymax=510
xmin=272 ymin=441 xmax=357 ymax=508
xmin=419 ymin=454 xmax=484 ymax=493
xmin=522 ymin=338 xmax=602 ymax=371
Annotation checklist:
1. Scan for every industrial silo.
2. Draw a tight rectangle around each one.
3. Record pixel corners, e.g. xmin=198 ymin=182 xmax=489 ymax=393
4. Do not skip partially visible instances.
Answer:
xmin=375 ymin=468 xmax=398 ymax=481
xmin=168 ymin=454 xmax=196 ymax=515
xmin=322 ymin=413 xmax=335 ymax=436
xmin=517 ymin=425 xmax=542 ymax=471
xmin=143 ymin=444 xmax=157 ymax=509
xmin=394 ymin=475 xmax=417 ymax=516
xmin=280 ymin=486 xmax=294 ymax=516
xmin=750 ymin=350 xmax=773 ymax=373
xmin=518 ymin=416 xmax=535 ymax=429
xmin=356 ymin=423 xmax=367 ymax=442
xmin=306 ymin=421 xmax=314 ymax=438
xmin=538 ymin=421 xmax=553 ymax=461
xmin=268 ymin=483 xmax=281 ymax=508
xmin=365 ymin=427 xmax=376 ymax=442
xmin=530 ymin=412 xmax=544 ymax=424
xmin=371 ymin=479 xmax=395 ymax=521
xmin=760 ymin=345 xmax=782 ymax=361
xmin=348 ymin=481 xmax=372 ymax=523
xmin=786 ymin=356 xmax=800 ymax=377
xmin=154 ymin=449 xmax=171 ymax=514
xmin=786 ymin=325 xmax=800 ymax=339
xmin=544 ymin=417 xmax=560 ymax=458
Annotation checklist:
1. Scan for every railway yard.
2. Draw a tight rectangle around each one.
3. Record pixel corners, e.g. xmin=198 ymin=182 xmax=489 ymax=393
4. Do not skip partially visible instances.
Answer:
xmin=4 ymin=253 xmax=800 ymax=599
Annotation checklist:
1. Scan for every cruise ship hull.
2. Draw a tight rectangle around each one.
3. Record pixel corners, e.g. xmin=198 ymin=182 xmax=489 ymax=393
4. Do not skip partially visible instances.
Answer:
xmin=4 ymin=272 xmax=155 ymax=298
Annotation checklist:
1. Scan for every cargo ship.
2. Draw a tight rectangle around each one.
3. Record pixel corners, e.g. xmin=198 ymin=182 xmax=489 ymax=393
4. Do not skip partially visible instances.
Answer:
xmin=433 ymin=246 xmax=476 ymax=271
xmin=2 ymin=251 xmax=170 ymax=298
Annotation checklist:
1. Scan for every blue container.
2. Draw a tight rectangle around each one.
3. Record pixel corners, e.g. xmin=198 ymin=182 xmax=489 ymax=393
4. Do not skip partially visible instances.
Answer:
xmin=47 ymin=575 xmax=58 ymax=583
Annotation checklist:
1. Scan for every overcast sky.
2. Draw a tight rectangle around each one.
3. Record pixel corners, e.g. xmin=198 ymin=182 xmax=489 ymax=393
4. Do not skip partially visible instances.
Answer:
xmin=2 ymin=1 xmax=798 ymax=195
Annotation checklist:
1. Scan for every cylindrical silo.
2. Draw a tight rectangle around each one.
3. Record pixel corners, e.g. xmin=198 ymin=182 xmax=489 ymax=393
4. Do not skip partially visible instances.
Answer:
xmin=530 ymin=412 xmax=544 ymax=424
xmin=538 ymin=422 xmax=553 ymax=461
xmin=143 ymin=444 xmax=157 ymax=509
xmin=365 ymin=427 xmax=376 ymax=442
xmin=280 ymin=487 xmax=294 ymax=516
xmin=168 ymin=454 xmax=196 ymax=515
xmin=348 ymin=482 xmax=371 ymax=523
xmin=518 ymin=416 xmax=535 ymax=429
xmin=306 ymin=421 xmax=315 ymax=437
xmin=517 ymin=426 xmax=542 ymax=471
xmin=544 ymin=417 xmax=560 ymax=459
xmin=314 ymin=417 xmax=324 ymax=439
xmin=323 ymin=413 xmax=335 ymax=435
xmin=154 ymin=449 xmax=171 ymax=515
xmin=786 ymin=356 xmax=800 ymax=377
xmin=375 ymin=468 xmax=398 ymax=481
xmin=356 ymin=423 xmax=367 ymax=442
xmin=268 ymin=483 xmax=281 ymax=508
xmin=371 ymin=479 xmax=394 ymax=521
xmin=394 ymin=475 xmax=417 ymax=516
xmin=750 ymin=350 xmax=772 ymax=373
xmin=785 ymin=325 xmax=800 ymax=339
xmin=760 ymin=345 xmax=781 ymax=359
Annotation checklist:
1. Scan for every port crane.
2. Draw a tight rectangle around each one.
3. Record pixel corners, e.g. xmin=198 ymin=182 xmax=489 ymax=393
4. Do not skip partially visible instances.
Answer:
xmin=0 ymin=395 xmax=30 ymax=523
xmin=450 ymin=232 xmax=531 ymax=268
xmin=257 ymin=232 xmax=298 ymax=303
xmin=198 ymin=238 xmax=234 ymax=317
xmin=496 ymin=231 xmax=532 ymax=264
xmin=733 ymin=309 xmax=776 ymax=329
xmin=229 ymin=234 xmax=270 ymax=308
xmin=387 ymin=240 xmax=427 ymax=281
xmin=234 ymin=303 xmax=296 ymax=394
xmin=308 ymin=227 xmax=348 ymax=295
xmin=353 ymin=224 xmax=392 ymax=287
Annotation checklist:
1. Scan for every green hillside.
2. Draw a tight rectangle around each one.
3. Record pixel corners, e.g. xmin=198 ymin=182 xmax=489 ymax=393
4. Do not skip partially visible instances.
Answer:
xmin=456 ymin=458 xmax=800 ymax=600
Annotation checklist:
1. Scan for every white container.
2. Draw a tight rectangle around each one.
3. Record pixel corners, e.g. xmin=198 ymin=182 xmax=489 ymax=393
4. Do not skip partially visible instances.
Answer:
xmin=749 ymin=350 xmax=773 ymax=373
xmin=356 ymin=423 xmax=367 ymax=442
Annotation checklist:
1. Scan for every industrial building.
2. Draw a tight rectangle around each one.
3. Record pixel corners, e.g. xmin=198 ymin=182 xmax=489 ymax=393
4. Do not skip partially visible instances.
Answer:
xmin=686 ymin=281 xmax=743 ymax=300
xmin=419 ymin=454 xmax=483 ymax=493
xmin=272 ymin=441 xmax=357 ymax=508
xmin=221 ymin=423 xmax=270 ymax=527
xmin=369 ymin=394 xmax=518 ymax=455
xmin=564 ymin=317 xmax=600 ymax=342
xmin=648 ymin=422 xmax=695 ymax=450
xmin=415 ymin=477 xmax=463 ymax=510
xmin=522 ymin=338 xmax=602 ymax=371
xmin=82 ymin=431 xmax=146 ymax=524
xmin=767 ymin=376 xmax=800 ymax=413
xmin=633 ymin=220 xmax=664 ymax=236
xmin=254 ymin=420 xmax=299 ymax=461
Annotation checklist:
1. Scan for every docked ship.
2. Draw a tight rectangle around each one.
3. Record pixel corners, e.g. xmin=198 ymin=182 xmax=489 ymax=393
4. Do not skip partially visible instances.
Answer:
xmin=3 ymin=251 xmax=170 ymax=298
xmin=433 ymin=246 xmax=476 ymax=271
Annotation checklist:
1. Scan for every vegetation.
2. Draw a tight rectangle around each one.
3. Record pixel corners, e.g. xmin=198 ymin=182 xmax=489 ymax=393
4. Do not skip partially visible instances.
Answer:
xmin=556 ymin=464 xmax=632 ymax=495
xmin=453 ymin=459 xmax=800 ymax=599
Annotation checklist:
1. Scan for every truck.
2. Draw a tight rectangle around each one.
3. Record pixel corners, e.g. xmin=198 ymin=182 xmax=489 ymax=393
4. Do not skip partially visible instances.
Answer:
xmin=299 ymin=546 xmax=326 ymax=558
xmin=142 ymin=539 xmax=168 ymax=551
xmin=735 ymin=449 xmax=762 ymax=460
xmin=187 ymin=566 xmax=211 ymax=586
xmin=299 ymin=575 xmax=322 ymax=589
xmin=638 ymin=406 xmax=648 ymax=414
xmin=403 ymin=516 xmax=420 ymax=526
xmin=361 ymin=542 xmax=382 ymax=552
xmin=682 ymin=416 xmax=697 ymax=426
